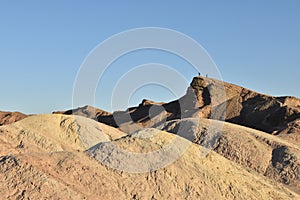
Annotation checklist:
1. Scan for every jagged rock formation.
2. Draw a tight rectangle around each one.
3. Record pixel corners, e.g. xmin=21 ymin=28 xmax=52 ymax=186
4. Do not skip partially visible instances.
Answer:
xmin=0 ymin=111 xmax=27 ymax=126
xmin=61 ymin=79 xmax=214 ymax=133
xmin=174 ymin=76 xmax=300 ymax=135
xmin=58 ymin=77 xmax=300 ymax=142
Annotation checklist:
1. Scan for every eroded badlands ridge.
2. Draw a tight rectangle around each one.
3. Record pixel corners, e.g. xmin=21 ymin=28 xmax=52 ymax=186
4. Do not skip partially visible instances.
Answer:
xmin=1 ymin=76 xmax=300 ymax=199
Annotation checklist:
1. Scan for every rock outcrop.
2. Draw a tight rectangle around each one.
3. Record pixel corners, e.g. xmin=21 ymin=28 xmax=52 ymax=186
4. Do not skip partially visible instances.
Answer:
xmin=55 ymin=77 xmax=300 ymax=150
xmin=53 ymin=105 xmax=111 ymax=120
xmin=0 ymin=111 xmax=27 ymax=126
xmin=62 ymin=77 xmax=300 ymax=139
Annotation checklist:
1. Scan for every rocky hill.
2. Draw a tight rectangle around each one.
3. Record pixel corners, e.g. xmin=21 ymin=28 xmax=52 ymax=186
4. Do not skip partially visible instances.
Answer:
xmin=57 ymin=77 xmax=300 ymax=143
xmin=0 ymin=111 xmax=27 ymax=126
xmin=53 ymin=105 xmax=111 ymax=120
xmin=160 ymin=118 xmax=300 ymax=194
xmin=1 ymin=76 xmax=300 ymax=199
xmin=0 ymin=115 xmax=298 ymax=199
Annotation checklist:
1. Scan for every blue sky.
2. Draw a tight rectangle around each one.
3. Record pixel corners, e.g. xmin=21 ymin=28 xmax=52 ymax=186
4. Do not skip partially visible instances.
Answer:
xmin=0 ymin=1 xmax=299 ymax=114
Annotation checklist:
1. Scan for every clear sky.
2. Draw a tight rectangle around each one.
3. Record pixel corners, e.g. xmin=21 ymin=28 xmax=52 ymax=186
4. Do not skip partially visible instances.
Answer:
xmin=0 ymin=0 xmax=299 ymax=114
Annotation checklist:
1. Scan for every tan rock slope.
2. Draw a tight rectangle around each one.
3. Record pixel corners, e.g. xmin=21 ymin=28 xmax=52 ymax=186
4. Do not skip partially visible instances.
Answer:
xmin=0 ymin=111 xmax=27 ymax=126
xmin=160 ymin=118 xmax=300 ymax=194
xmin=0 ymin=114 xmax=126 ymax=154
xmin=1 ymin=118 xmax=298 ymax=199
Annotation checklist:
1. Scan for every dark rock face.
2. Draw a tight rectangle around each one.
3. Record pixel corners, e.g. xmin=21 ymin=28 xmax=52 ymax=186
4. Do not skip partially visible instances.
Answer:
xmin=190 ymin=77 xmax=300 ymax=137
xmin=224 ymin=94 xmax=300 ymax=133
